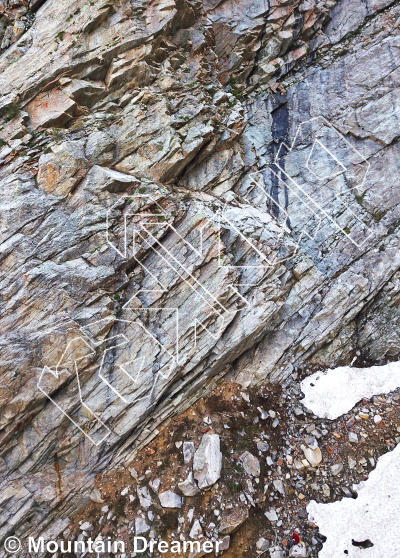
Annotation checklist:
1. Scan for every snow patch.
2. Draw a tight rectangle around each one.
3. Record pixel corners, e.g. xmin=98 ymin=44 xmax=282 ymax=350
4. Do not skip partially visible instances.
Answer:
xmin=307 ymin=443 xmax=400 ymax=558
xmin=301 ymin=361 xmax=400 ymax=419
xmin=303 ymin=361 xmax=400 ymax=557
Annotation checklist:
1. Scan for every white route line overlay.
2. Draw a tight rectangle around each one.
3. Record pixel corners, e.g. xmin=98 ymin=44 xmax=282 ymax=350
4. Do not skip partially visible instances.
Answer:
xmin=38 ymin=337 xmax=112 ymax=446
xmin=248 ymin=115 xmax=374 ymax=252
xmin=38 ymin=116 xmax=375 ymax=445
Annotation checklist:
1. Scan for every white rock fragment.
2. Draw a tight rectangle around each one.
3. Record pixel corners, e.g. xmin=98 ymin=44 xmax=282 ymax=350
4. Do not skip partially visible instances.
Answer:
xmin=302 ymin=445 xmax=322 ymax=468
xmin=289 ymin=542 xmax=308 ymax=557
xmin=219 ymin=535 xmax=230 ymax=550
xmin=348 ymin=432 xmax=358 ymax=443
xmin=193 ymin=434 xmax=222 ymax=489
xmin=128 ymin=466 xmax=138 ymax=480
xmin=159 ymin=491 xmax=182 ymax=509
xmin=304 ymin=435 xmax=318 ymax=449
xmin=374 ymin=415 xmax=382 ymax=424
xmin=89 ymin=488 xmax=104 ymax=504
xmin=273 ymin=479 xmax=285 ymax=495
xmin=258 ymin=407 xmax=269 ymax=420
xmin=137 ymin=486 xmax=152 ymax=508
xmin=189 ymin=519 xmax=203 ymax=539
xmin=301 ymin=361 xmax=400 ymax=419
xmin=265 ymin=509 xmax=278 ymax=523
xmin=330 ymin=463 xmax=343 ymax=476
xmin=183 ymin=441 xmax=195 ymax=464
xmin=269 ymin=545 xmax=285 ymax=558
xmin=257 ymin=441 xmax=269 ymax=452
xmin=135 ymin=518 xmax=150 ymax=535
xmin=348 ymin=456 xmax=357 ymax=469
xmin=149 ymin=478 xmax=161 ymax=493
xmin=178 ymin=472 xmax=200 ymax=497
xmin=213 ymin=90 xmax=228 ymax=105
xmin=240 ymin=451 xmax=260 ymax=477
xmin=256 ymin=537 xmax=269 ymax=551
xmin=322 ymin=484 xmax=330 ymax=497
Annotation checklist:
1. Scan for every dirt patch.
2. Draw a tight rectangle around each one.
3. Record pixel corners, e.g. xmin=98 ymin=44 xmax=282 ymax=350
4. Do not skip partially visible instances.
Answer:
xmin=65 ymin=376 xmax=400 ymax=557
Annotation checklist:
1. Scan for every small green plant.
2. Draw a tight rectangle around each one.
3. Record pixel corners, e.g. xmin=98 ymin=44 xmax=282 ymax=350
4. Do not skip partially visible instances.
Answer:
xmin=0 ymin=139 xmax=4 ymax=148
xmin=49 ymin=128 xmax=64 ymax=143
xmin=228 ymin=75 xmax=243 ymax=100
xmin=187 ymin=82 xmax=197 ymax=88
xmin=56 ymin=31 xmax=64 ymax=42
xmin=3 ymin=102 xmax=20 ymax=122
xmin=183 ymin=68 xmax=190 ymax=73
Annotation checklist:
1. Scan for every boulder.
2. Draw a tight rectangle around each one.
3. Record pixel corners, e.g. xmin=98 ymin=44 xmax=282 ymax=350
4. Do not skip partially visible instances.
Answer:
xmin=193 ymin=434 xmax=222 ymax=489
xmin=178 ymin=472 xmax=200 ymax=497
xmin=302 ymin=446 xmax=322 ymax=468
xmin=240 ymin=451 xmax=261 ymax=477
xmin=135 ymin=518 xmax=150 ymax=535
xmin=159 ymin=490 xmax=182 ymax=509
xmin=218 ymin=508 xmax=249 ymax=535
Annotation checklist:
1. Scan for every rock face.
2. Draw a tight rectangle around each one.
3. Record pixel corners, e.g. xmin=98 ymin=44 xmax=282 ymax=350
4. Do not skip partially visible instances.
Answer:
xmin=0 ymin=0 xmax=400 ymax=549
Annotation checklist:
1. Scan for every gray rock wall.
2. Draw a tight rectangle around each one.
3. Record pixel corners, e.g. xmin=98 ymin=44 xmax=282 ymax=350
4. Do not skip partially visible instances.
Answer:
xmin=0 ymin=0 xmax=399 ymax=547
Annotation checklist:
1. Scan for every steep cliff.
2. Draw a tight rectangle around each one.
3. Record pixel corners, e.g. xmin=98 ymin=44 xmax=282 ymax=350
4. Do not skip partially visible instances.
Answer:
xmin=0 ymin=0 xmax=399 ymax=555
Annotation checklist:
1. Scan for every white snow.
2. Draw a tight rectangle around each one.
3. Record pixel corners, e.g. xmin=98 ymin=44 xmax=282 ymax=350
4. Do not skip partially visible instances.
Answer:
xmin=303 ymin=361 xmax=400 ymax=558
xmin=307 ymin=443 xmax=400 ymax=558
xmin=300 ymin=361 xmax=400 ymax=419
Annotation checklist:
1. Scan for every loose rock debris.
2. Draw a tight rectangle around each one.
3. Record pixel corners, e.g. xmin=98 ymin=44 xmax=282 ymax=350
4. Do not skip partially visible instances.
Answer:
xmin=65 ymin=375 xmax=400 ymax=557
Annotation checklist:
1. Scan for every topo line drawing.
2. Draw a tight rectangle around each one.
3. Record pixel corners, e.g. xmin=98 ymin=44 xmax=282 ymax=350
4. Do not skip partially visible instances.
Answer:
xmin=39 ymin=116 xmax=375 ymax=445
